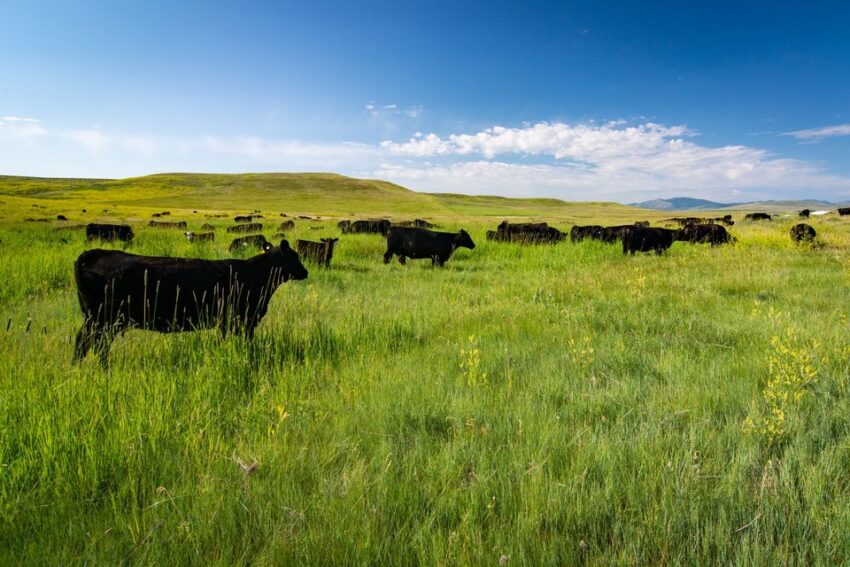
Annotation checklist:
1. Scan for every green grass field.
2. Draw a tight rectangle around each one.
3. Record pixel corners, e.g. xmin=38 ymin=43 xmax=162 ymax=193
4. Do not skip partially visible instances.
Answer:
xmin=1 ymin=174 xmax=849 ymax=565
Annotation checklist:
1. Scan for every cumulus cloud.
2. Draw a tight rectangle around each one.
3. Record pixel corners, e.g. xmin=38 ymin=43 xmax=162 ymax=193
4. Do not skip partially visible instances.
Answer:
xmin=377 ymin=120 xmax=850 ymax=201
xmin=784 ymin=123 xmax=850 ymax=140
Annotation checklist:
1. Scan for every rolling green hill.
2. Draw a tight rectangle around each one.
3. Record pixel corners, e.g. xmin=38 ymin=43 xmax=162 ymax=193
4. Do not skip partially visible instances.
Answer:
xmin=0 ymin=172 xmax=653 ymax=222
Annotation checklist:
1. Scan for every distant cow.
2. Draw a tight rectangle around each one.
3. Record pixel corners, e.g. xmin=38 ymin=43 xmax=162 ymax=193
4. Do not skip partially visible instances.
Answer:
xmin=201 ymin=223 xmax=215 ymax=230
xmin=677 ymin=223 xmax=732 ymax=246
xmin=634 ymin=220 xmax=650 ymax=227
xmin=337 ymin=220 xmax=350 ymax=231
xmin=227 ymin=223 xmax=263 ymax=234
xmin=838 ymin=208 xmax=850 ymax=216
xmin=570 ymin=225 xmax=603 ymax=242
xmin=344 ymin=219 xmax=391 ymax=235
xmin=394 ymin=219 xmax=436 ymax=229
xmin=185 ymin=231 xmax=214 ymax=243
xmin=297 ymin=238 xmax=339 ymax=268
xmin=57 ymin=214 xmax=68 ymax=221
xmin=149 ymin=220 xmax=187 ymax=230
xmin=599 ymin=225 xmax=635 ymax=243
xmin=234 ymin=215 xmax=256 ymax=222
xmin=492 ymin=221 xmax=565 ymax=244
xmin=799 ymin=209 xmax=811 ymax=218
xmin=745 ymin=213 xmax=772 ymax=221
xmin=279 ymin=220 xmax=296 ymax=231
xmin=86 ymin=223 xmax=134 ymax=243
xmin=622 ymin=227 xmax=678 ymax=255
xmin=229 ymin=234 xmax=269 ymax=252
xmin=384 ymin=227 xmax=475 ymax=267
xmin=790 ymin=223 xmax=816 ymax=243
xmin=72 ymin=240 xmax=308 ymax=365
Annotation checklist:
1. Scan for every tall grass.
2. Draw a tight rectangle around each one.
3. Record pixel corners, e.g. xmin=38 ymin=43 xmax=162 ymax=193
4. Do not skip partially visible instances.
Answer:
xmin=1 ymin=214 xmax=849 ymax=565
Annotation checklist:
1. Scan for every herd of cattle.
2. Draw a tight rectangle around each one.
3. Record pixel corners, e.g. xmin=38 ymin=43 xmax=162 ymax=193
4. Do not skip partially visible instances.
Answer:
xmin=64 ymin=208 xmax=833 ymax=364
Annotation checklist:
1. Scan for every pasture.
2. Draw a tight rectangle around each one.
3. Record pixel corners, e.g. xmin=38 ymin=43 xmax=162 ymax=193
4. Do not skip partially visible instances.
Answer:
xmin=1 ymin=175 xmax=850 ymax=565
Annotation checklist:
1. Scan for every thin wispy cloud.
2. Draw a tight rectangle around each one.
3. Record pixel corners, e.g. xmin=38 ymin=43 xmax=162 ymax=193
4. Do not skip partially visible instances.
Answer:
xmin=784 ymin=123 xmax=850 ymax=140
xmin=365 ymin=102 xmax=422 ymax=119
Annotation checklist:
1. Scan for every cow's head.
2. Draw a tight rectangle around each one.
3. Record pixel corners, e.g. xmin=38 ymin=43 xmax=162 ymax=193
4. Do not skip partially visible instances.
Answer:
xmin=321 ymin=237 xmax=339 ymax=246
xmin=455 ymin=229 xmax=476 ymax=250
xmin=263 ymin=239 xmax=308 ymax=281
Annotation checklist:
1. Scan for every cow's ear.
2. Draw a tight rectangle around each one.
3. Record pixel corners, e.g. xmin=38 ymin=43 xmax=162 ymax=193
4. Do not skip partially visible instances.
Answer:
xmin=262 ymin=241 xmax=273 ymax=252
xmin=280 ymin=239 xmax=290 ymax=250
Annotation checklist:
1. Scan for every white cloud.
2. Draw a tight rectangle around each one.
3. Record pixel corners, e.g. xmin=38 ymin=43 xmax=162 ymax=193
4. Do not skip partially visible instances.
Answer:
xmin=1 ymin=116 xmax=41 ymax=123
xmin=784 ymin=123 xmax=850 ymax=140
xmin=366 ymin=102 xmax=423 ymax=120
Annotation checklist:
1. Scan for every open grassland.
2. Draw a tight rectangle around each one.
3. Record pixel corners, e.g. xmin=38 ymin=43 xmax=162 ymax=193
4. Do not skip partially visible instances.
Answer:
xmin=1 ymin=175 xmax=850 ymax=565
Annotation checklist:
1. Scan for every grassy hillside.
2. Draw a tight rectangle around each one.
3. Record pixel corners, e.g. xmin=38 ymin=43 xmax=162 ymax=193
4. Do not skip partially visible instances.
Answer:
xmin=0 ymin=173 xmax=654 ymax=223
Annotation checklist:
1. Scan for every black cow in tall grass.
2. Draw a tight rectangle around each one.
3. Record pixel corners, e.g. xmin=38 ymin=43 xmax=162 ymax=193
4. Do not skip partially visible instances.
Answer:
xmin=677 ymin=223 xmax=732 ymax=246
xmin=623 ymin=227 xmax=679 ymax=255
xmin=790 ymin=223 xmax=816 ymax=243
xmin=72 ymin=240 xmax=308 ymax=365
xmin=86 ymin=223 xmax=134 ymax=243
xmin=570 ymin=225 xmax=603 ymax=242
xmin=344 ymin=219 xmax=391 ymax=235
xmin=383 ymin=227 xmax=475 ymax=267
xmin=491 ymin=221 xmax=565 ymax=244
xmin=745 ymin=213 xmax=772 ymax=221
xmin=148 ymin=220 xmax=187 ymax=229
xmin=838 ymin=208 xmax=850 ymax=216
xmin=297 ymin=238 xmax=339 ymax=268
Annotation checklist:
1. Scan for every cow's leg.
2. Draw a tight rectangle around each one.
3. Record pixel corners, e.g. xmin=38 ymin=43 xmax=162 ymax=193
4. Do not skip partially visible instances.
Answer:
xmin=73 ymin=320 xmax=96 ymax=362
xmin=398 ymin=255 xmax=406 ymax=265
xmin=92 ymin=327 xmax=114 ymax=368
xmin=383 ymin=250 xmax=393 ymax=264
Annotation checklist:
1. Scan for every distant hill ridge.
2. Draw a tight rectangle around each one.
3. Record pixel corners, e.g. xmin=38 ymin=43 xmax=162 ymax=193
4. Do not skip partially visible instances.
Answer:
xmin=632 ymin=196 xmax=845 ymax=212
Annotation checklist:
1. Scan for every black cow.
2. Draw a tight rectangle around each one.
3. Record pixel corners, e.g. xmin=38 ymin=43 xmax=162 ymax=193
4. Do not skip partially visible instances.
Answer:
xmin=86 ymin=223 xmax=134 ymax=242
xmin=227 ymin=223 xmax=263 ymax=234
xmin=229 ymin=234 xmax=269 ymax=252
xmin=790 ymin=223 xmax=816 ymax=243
xmin=492 ymin=221 xmax=564 ymax=244
xmin=838 ymin=208 xmax=850 ymax=216
xmin=344 ymin=219 xmax=391 ymax=235
xmin=798 ymin=209 xmax=811 ymax=218
xmin=201 ymin=223 xmax=216 ymax=231
xmin=599 ymin=225 xmax=636 ymax=243
xmin=622 ymin=227 xmax=679 ymax=255
xmin=634 ymin=221 xmax=650 ymax=227
xmin=57 ymin=214 xmax=68 ymax=221
xmin=745 ymin=213 xmax=772 ymax=221
xmin=297 ymin=238 xmax=339 ymax=268
xmin=185 ymin=231 xmax=215 ymax=243
xmin=234 ymin=215 xmax=256 ymax=222
xmin=394 ymin=219 xmax=436 ymax=229
xmin=570 ymin=225 xmax=603 ymax=242
xmin=383 ymin=227 xmax=475 ymax=267
xmin=337 ymin=220 xmax=351 ymax=231
xmin=279 ymin=220 xmax=296 ymax=231
xmin=677 ymin=223 xmax=732 ymax=246
xmin=149 ymin=220 xmax=187 ymax=230
xmin=72 ymin=240 xmax=307 ymax=365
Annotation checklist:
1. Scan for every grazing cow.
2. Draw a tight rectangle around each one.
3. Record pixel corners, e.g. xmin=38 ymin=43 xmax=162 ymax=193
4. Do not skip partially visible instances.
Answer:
xmin=148 ymin=220 xmax=188 ymax=230
xmin=677 ymin=223 xmax=732 ymax=246
xmin=152 ymin=213 xmax=162 ymax=218
xmin=72 ymin=240 xmax=308 ymax=365
xmin=634 ymin=220 xmax=650 ymax=227
xmin=185 ymin=231 xmax=215 ymax=243
xmin=297 ymin=238 xmax=339 ymax=268
xmin=599 ymin=225 xmax=635 ymax=243
xmin=227 ymin=223 xmax=263 ymax=234
xmin=745 ymin=213 xmax=772 ymax=221
xmin=492 ymin=221 xmax=564 ymax=244
xmin=838 ymin=208 xmax=850 ymax=216
xmin=383 ymin=227 xmax=475 ymax=267
xmin=570 ymin=225 xmax=604 ymax=242
xmin=201 ymin=223 xmax=215 ymax=231
xmin=343 ymin=219 xmax=391 ymax=235
xmin=337 ymin=220 xmax=350 ymax=231
xmin=234 ymin=215 xmax=256 ymax=222
xmin=790 ymin=223 xmax=816 ymax=243
xmin=229 ymin=234 xmax=269 ymax=252
xmin=394 ymin=219 xmax=436 ymax=229
xmin=56 ymin=214 xmax=68 ymax=221
xmin=799 ymin=209 xmax=811 ymax=218
xmin=622 ymin=227 xmax=679 ymax=255
xmin=86 ymin=223 xmax=134 ymax=242
xmin=279 ymin=220 xmax=296 ymax=231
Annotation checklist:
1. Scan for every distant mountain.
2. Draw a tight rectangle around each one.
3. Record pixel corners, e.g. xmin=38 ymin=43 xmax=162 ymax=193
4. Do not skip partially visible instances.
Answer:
xmin=631 ymin=196 xmax=845 ymax=212
xmin=630 ymin=197 xmax=736 ymax=211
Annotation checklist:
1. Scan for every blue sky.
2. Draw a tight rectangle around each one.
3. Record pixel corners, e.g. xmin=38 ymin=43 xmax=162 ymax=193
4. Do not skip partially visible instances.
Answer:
xmin=2 ymin=0 xmax=849 ymax=202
